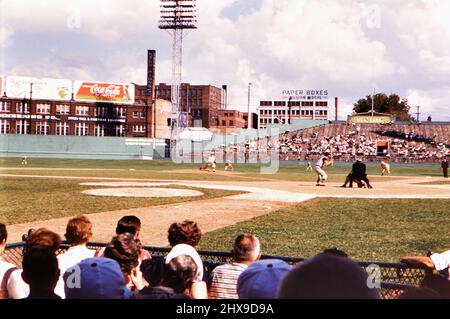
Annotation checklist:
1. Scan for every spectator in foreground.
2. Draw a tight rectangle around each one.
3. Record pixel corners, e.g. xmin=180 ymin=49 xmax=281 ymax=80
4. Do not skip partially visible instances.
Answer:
xmin=402 ymin=250 xmax=450 ymax=280
xmin=96 ymin=215 xmax=151 ymax=263
xmin=104 ymin=233 xmax=145 ymax=295
xmin=21 ymin=247 xmax=60 ymax=299
xmin=398 ymin=287 xmax=441 ymax=299
xmin=64 ymin=258 xmax=127 ymax=299
xmin=421 ymin=274 xmax=450 ymax=299
xmin=7 ymin=228 xmax=62 ymax=299
xmin=0 ymin=223 xmax=18 ymax=299
xmin=209 ymin=234 xmax=261 ymax=299
xmin=277 ymin=253 xmax=380 ymax=299
xmin=135 ymin=254 xmax=197 ymax=299
xmin=237 ymin=259 xmax=291 ymax=299
xmin=55 ymin=216 xmax=95 ymax=298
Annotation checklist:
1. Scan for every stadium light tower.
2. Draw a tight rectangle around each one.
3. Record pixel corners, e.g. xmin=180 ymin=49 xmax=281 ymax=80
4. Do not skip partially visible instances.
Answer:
xmin=159 ymin=0 xmax=197 ymax=159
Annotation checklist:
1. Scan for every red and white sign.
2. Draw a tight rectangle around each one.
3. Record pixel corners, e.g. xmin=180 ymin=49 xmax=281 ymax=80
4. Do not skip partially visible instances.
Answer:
xmin=5 ymin=76 xmax=72 ymax=100
xmin=74 ymin=81 xmax=135 ymax=104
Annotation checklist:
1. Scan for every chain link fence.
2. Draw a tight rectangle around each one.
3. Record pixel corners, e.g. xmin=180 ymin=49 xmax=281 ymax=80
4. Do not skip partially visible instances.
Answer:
xmin=4 ymin=242 xmax=432 ymax=299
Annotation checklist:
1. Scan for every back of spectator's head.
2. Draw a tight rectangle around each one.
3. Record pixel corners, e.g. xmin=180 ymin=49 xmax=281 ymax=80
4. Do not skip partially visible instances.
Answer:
xmin=168 ymin=221 xmax=202 ymax=247
xmin=65 ymin=216 xmax=93 ymax=246
xmin=22 ymin=247 xmax=60 ymax=291
xmin=231 ymin=234 xmax=261 ymax=263
xmin=0 ymin=223 xmax=7 ymax=246
xmin=277 ymin=253 xmax=380 ymax=299
xmin=237 ymin=259 xmax=291 ymax=299
xmin=399 ymin=287 xmax=441 ymax=299
xmin=116 ymin=216 xmax=142 ymax=236
xmin=322 ymin=247 xmax=348 ymax=258
xmin=26 ymin=228 xmax=62 ymax=253
xmin=104 ymin=233 xmax=141 ymax=275
xmin=64 ymin=258 xmax=126 ymax=299
xmin=422 ymin=274 xmax=450 ymax=299
xmin=162 ymin=254 xmax=198 ymax=294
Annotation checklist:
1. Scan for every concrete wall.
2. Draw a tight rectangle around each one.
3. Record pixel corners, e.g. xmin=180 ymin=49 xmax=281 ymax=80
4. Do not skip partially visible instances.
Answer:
xmin=0 ymin=134 xmax=168 ymax=160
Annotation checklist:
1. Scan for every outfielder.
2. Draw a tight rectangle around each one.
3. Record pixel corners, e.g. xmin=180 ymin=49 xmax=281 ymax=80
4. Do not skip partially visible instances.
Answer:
xmin=225 ymin=160 xmax=233 ymax=171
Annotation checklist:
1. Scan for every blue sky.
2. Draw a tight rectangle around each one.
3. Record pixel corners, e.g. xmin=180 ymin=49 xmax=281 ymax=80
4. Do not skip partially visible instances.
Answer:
xmin=1 ymin=0 xmax=450 ymax=121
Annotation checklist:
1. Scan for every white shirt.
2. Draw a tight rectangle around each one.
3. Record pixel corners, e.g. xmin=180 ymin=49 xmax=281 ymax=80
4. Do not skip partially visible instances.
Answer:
xmin=430 ymin=250 xmax=450 ymax=272
xmin=208 ymin=156 xmax=216 ymax=164
xmin=6 ymin=269 xmax=29 ymax=299
xmin=0 ymin=258 xmax=17 ymax=298
xmin=55 ymin=245 xmax=95 ymax=298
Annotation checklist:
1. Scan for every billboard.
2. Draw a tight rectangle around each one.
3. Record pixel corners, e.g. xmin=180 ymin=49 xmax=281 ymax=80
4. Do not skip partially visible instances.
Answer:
xmin=74 ymin=81 xmax=135 ymax=104
xmin=5 ymin=76 xmax=72 ymax=100
xmin=351 ymin=115 xmax=393 ymax=124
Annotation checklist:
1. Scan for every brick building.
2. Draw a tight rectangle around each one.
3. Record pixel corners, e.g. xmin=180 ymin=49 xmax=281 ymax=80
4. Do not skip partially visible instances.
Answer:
xmin=212 ymin=109 xmax=247 ymax=133
xmin=156 ymin=83 xmax=223 ymax=128
xmin=0 ymin=50 xmax=172 ymax=139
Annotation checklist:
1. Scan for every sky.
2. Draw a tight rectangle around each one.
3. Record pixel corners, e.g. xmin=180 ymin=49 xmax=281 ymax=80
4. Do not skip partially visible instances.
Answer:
xmin=1 ymin=0 xmax=450 ymax=121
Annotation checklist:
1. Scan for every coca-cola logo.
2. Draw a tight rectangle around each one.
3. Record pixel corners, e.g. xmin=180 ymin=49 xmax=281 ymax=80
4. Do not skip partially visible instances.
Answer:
xmin=90 ymin=84 xmax=122 ymax=97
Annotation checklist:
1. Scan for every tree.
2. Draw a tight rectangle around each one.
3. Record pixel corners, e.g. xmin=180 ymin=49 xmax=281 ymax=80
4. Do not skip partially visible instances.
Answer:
xmin=353 ymin=93 xmax=414 ymax=121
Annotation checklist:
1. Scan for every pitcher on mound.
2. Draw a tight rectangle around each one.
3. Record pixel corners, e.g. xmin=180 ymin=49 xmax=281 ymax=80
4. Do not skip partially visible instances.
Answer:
xmin=315 ymin=151 xmax=333 ymax=186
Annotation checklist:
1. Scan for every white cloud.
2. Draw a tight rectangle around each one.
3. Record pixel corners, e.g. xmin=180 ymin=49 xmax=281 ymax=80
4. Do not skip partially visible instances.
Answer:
xmin=2 ymin=0 xmax=450 ymax=121
xmin=0 ymin=26 xmax=14 ymax=47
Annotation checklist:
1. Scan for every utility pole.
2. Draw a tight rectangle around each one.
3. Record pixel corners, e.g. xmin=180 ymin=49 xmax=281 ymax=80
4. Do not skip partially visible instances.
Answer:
xmin=288 ymin=97 xmax=292 ymax=125
xmin=416 ymin=105 xmax=421 ymax=123
xmin=371 ymin=88 xmax=375 ymax=116
xmin=247 ymin=82 xmax=252 ymax=129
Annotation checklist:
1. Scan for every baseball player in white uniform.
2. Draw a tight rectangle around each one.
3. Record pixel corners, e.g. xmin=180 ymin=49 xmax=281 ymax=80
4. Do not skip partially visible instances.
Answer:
xmin=381 ymin=160 xmax=391 ymax=176
xmin=315 ymin=151 xmax=333 ymax=186
xmin=200 ymin=153 xmax=216 ymax=172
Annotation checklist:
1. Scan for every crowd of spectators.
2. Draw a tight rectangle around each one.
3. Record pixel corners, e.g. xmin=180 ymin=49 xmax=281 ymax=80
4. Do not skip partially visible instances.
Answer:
xmin=0 ymin=220 xmax=449 ymax=299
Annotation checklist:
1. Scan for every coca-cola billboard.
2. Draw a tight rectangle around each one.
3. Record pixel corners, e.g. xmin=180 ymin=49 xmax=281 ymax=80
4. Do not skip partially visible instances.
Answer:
xmin=74 ymin=81 xmax=135 ymax=104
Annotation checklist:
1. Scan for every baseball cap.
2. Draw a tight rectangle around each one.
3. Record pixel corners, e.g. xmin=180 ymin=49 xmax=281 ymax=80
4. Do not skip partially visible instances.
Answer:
xmin=237 ymin=259 xmax=292 ymax=299
xmin=63 ymin=257 xmax=126 ymax=299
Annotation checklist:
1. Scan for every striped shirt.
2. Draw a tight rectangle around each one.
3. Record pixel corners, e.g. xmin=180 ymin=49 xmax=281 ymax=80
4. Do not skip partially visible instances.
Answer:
xmin=209 ymin=263 xmax=248 ymax=299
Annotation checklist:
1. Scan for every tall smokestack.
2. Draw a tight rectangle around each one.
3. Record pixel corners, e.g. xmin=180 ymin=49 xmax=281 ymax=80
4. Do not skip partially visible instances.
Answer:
xmin=147 ymin=50 xmax=156 ymax=138
xmin=147 ymin=50 xmax=156 ymax=99
xmin=335 ymin=97 xmax=339 ymax=121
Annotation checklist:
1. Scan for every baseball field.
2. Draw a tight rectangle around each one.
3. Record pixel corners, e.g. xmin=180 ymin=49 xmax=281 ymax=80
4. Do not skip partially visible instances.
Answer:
xmin=1 ymin=157 xmax=449 ymax=262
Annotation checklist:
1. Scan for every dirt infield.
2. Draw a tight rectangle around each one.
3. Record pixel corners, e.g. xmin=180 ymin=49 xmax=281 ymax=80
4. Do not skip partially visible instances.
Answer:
xmin=4 ymin=173 xmax=450 ymax=245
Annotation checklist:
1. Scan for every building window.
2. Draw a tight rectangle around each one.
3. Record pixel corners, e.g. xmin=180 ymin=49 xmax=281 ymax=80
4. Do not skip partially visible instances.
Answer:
xmin=76 ymin=106 xmax=89 ymax=116
xmin=94 ymin=106 xmax=108 ymax=117
xmin=16 ymin=120 xmax=30 ymax=135
xmin=36 ymin=121 xmax=50 ymax=135
xmin=114 ymin=107 xmax=126 ymax=118
xmin=16 ymin=102 xmax=30 ymax=113
xmin=115 ymin=124 xmax=125 ymax=136
xmin=274 ymin=101 xmax=285 ymax=107
xmin=94 ymin=124 xmax=105 ymax=137
xmin=56 ymin=122 xmax=69 ymax=136
xmin=75 ymin=123 xmax=89 ymax=136
xmin=37 ymin=103 xmax=51 ymax=114
xmin=56 ymin=104 xmax=70 ymax=115
xmin=1 ymin=102 xmax=11 ymax=112
xmin=133 ymin=125 xmax=145 ymax=133
xmin=316 ymin=102 xmax=328 ymax=107
xmin=0 ymin=120 xmax=10 ymax=134
xmin=260 ymin=101 xmax=273 ymax=107
xmin=229 ymin=120 xmax=234 ymax=126
xmin=302 ymin=101 xmax=314 ymax=107
xmin=324 ymin=110 xmax=328 ymax=116
xmin=222 ymin=120 xmax=226 ymax=126
xmin=133 ymin=111 xmax=140 ymax=118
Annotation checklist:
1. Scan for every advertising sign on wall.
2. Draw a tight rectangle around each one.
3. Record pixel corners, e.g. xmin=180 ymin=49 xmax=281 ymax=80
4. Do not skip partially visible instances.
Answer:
xmin=5 ymin=76 xmax=72 ymax=100
xmin=351 ymin=115 xmax=393 ymax=124
xmin=74 ymin=81 xmax=135 ymax=104
xmin=282 ymin=89 xmax=329 ymax=100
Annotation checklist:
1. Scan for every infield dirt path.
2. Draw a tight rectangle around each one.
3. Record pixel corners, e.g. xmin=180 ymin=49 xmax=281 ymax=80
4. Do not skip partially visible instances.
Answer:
xmin=4 ymin=173 xmax=450 ymax=245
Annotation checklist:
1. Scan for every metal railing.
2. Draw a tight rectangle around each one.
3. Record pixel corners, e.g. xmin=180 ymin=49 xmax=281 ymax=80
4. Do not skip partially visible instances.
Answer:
xmin=4 ymin=242 xmax=432 ymax=299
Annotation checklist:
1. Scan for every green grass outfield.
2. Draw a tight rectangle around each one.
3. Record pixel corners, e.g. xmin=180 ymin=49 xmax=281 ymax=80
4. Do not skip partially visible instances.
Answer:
xmin=0 ymin=157 xmax=445 ymax=181
xmin=201 ymin=198 xmax=450 ymax=262
xmin=1 ymin=157 xmax=448 ymax=261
